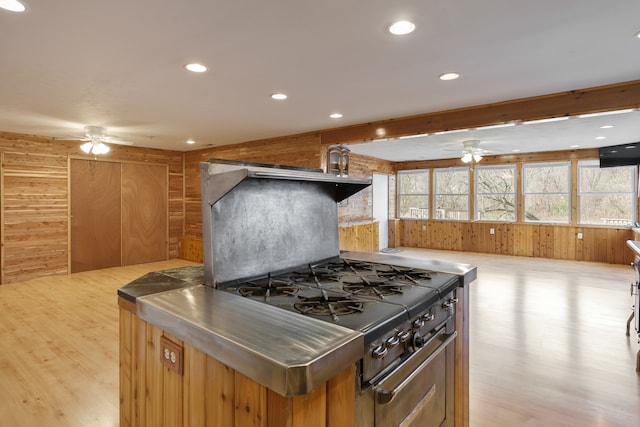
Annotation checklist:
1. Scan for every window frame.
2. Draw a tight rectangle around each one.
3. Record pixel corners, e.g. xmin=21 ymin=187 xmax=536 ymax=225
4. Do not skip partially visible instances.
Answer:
xmin=522 ymin=161 xmax=571 ymax=224
xmin=474 ymin=164 xmax=517 ymax=222
xmin=397 ymin=169 xmax=430 ymax=219
xmin=577 ymin=160 xmax=637 ymax=226
xmin=433 ymin=166 xmax=470 ymax=221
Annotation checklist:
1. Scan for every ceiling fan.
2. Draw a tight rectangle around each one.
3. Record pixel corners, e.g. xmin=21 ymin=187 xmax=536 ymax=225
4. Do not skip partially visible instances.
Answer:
xmin=460 ymin=140 xmax=489 ymax=163
xmin=78 ymin=126 xmax=113 ymax=155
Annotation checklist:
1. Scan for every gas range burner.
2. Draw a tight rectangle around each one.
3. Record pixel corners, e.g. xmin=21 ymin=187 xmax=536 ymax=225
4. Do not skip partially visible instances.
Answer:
xmin=293 ymin=293 xmax=365 ymax=320
xmin=341 ymin=274 xmax=405 ymax=298
xmin=237 ymin=277 xmax=299 ymax=299
xmin=365 ymin=263 xmax=433 ymax=279
xmin=289 ymin=261 xmax=349 ymax=282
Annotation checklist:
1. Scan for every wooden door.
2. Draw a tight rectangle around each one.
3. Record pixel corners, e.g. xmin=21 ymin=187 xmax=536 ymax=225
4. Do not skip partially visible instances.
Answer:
xmin=121 ymin=163 xmax=168 ymax=265
xmin=70 ymin=159 xmax=122 ymax=273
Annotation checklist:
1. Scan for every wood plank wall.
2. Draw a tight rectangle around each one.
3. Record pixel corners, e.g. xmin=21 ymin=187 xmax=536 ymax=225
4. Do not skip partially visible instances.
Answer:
xmin=0 ymin=131 xmax=184 ymax=284
xmin=338 ymin=222 xmax=379 ymax=253
xmin=397 ymin=220 xmax=633 ymax=264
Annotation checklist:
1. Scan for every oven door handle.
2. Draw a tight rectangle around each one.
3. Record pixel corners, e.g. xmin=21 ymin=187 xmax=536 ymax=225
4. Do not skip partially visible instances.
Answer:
xmin=376 ymin=330 xmax=457 ymax=405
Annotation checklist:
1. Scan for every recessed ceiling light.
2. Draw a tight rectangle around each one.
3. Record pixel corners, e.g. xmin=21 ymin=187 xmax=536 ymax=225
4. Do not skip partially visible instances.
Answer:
xmin=186 ymin=139 xmax=196 ymax=145
xmin=570 ymin=144 xmax=580 ymax=148
xmin=600 ymin=125 xmax=614 ymax=129
xmin=389 ymin=20 xmax=415 ymax=35
xmin=329 ymin=113 xmax=343 ymax=119
xmin=595 ymin=136 xmax=607 ymax=140
xmin=439 ymin=72 xmax=460 ymax=81
xmin=185 ymin=63 xmax=207 ymax=73
xmin=0 ymin=0 xmax=25 ymax=12
xmin=271 ymin=93 xmax=287 ymax=100
xmin=634 ymin=30 xmax=640 ymax=39
xmin=512 ymin=149 xmax=521 ymax=153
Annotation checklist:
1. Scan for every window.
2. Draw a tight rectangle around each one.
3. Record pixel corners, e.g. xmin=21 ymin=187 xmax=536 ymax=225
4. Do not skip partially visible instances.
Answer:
xmin=578 ymin=161 xmax=636 ymax=226
xmin=522 ymin=162 xmax=570 ymax=223
xmin=398 ymin=170 xmax=429 ymax=218
xmin=434 ymin=167 xmax=469 ymax=220
xmin=475 ymin=165 xmax=516 ymax=221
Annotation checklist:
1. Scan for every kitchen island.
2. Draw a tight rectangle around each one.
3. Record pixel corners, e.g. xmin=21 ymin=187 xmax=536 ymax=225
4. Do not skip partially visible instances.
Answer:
xmin=118 ymin=255 xmax=473 ymax=427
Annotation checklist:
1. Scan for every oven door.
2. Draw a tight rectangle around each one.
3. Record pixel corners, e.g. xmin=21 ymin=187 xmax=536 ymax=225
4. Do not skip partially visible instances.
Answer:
xmin=373 ymin=328 xmax=456 ymax=427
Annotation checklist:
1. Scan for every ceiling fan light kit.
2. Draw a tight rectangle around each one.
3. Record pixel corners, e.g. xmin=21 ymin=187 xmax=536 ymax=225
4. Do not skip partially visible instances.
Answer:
xmin=80 ymin=141 xmax=110 ymax=155
xmin=79 ymin=126 xmax=111 ymax=155
xmin=460 ymin=139 xmax=484 ymax=163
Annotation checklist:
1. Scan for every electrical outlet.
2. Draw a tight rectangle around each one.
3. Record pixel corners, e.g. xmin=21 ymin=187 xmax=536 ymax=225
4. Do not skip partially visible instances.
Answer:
xmin=422 ymin=225 xmax=426 ymax=231
xmin=160 ymin=336 xmax=183 ymax=375
xmin=489 ymin=228 xmax=495 ymax=235
xmin=577 ymin=232 xmax=583 ymax=240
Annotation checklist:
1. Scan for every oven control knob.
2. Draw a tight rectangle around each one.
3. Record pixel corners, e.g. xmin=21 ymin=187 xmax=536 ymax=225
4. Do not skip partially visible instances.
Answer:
xmin=412 ymin=318 xmax=424 ymax=329
xmin=386 ymin=335 xmax=400 ymax=349
xmin=398 ymin=331 xmax=411 ymax=343
xmin=443 ymin=297 xmax=458 ymax=308
xmin=413 ymin=334 xmax=425 ymax=349
xmin=372 ymin=345 xmax=388 ymax=359
xmin=422 ymin=313 xmax=435 ymax=322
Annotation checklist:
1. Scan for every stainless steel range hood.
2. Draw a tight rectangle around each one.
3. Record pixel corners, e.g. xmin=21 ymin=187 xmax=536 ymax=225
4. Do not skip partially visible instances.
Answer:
xmin=200 ymin=159 xmax=371 ymax=287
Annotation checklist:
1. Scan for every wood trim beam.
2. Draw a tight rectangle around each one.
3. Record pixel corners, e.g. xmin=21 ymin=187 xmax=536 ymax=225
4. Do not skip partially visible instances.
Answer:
xmin=320 ymin=80 xmax=640 ymax=146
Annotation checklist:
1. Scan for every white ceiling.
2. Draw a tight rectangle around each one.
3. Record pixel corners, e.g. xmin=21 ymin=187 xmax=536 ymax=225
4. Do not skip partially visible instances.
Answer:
xmin=1 ymin=0 xmax=639 ymax=158
xmin=347 ymin=110 xmax=640 ymax=162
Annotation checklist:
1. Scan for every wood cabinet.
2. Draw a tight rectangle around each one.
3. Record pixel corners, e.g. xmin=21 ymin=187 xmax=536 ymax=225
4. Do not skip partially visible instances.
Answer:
xmin=119 ymin=299 xmax=356 ymax=427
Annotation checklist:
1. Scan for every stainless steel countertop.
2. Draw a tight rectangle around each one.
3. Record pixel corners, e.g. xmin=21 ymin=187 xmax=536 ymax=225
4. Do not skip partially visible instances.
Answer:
xmin=341 ymin=251 xmax=478 ymax=286
xmin=133 ymin=251 xmax=475 ymax=397
xmin=136 ymin=285 xmax=363 ymax=397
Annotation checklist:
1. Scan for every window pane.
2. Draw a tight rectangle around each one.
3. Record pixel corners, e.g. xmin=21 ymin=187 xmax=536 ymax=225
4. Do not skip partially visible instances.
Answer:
xmin=475 ymin=166 xmax=516 ymax=221
xmin=523 ymin=162 xmax=570 ymax=223
xmin=579 ymin=195 xmax=633 ymax=226
xmin=524 ymin=194 xmax=570 ymax=223
xmin=477 ymin=195 xmax=516 ymax=221
xmin=523 ymin=163 xmax=569 ymax=193
xmin=579 ymin=165 xmax=634 ymax=193
xmin=400 ymin=172 xmax=429 ymax=194
xmin=578 ymin=163 xmax=635 ymax=225
xmin=434 ymin=195 xmax=469 ymax=220
xmin=434 ymin=168 xmax=469 ymax=220
xmin=399 ymin=196 xmax=429 ymax=218
xmin=434 ymin=168 xmax=469 ymax=194
xmin=398 ymin=170 xmax=429 ymax=219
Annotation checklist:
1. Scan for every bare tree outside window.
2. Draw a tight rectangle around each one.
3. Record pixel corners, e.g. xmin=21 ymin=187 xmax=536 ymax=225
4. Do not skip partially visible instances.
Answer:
xmin=523 ymin=162 xmax=570 ymax=223
xmin=434 ymin=167 xmax=469 ymax=220
xmin=475 ymin=165 xmax=516 ymax=221
xmin=398 ymin=170 xmax=429 ymax=218
xmin=578 ymin=161 xmax=636 ymax=226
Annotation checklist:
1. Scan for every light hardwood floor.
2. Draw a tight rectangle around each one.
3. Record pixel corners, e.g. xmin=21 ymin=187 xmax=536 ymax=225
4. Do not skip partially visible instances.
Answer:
xmin=1 ymin=252 xmax=639 ymax=426
xmin=399 ymin=248 xmax=640 ymax=427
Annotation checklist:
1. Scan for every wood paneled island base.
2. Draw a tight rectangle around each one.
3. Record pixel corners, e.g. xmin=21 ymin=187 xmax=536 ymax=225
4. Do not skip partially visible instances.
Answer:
xmin=119 ymin=285 xmax=470 ymax=427
xmin=119 ymin=298 xmax=356 ymax=427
